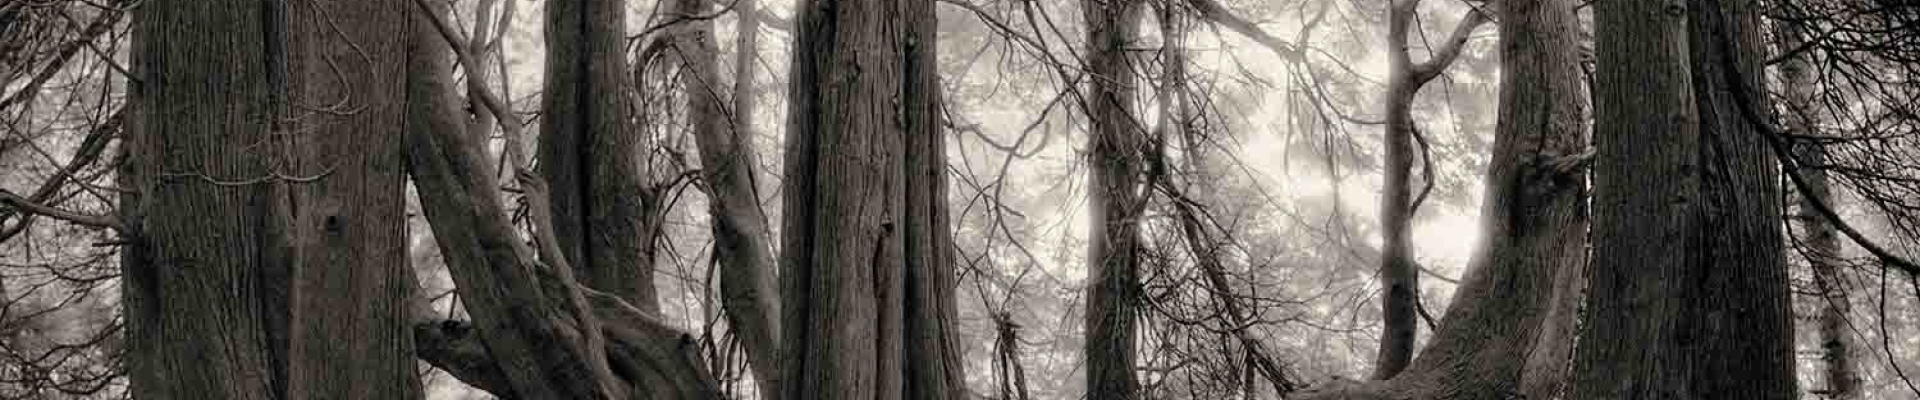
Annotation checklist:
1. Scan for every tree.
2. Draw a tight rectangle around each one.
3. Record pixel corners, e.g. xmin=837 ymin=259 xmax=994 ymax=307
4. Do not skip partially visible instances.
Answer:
xmin=541 ymin=0 xmax=662 ymax=312
xmin=1570 ymin=0 xmax=1795 ymax=398
xmin=777 ymin=0 xmax=964 ymax=398
xmin=403 ymin=4 xmax=720 ymax=399
xmin=278 ymin=0 xmax=423 ymax=398
xmin=1372 ymin=0 xmax=1488 ymax=379
xmin=670 ymin=0 xmax=782 ymax=392
xmin=1296 ymin=0 xmax=1590 ymax=398
xmin=1081 ymin=0 xmax=1146 ymax=397
xmin=122 ymin=1 xmax=421 ymax=399
xmin=121 ymin=0 xmax=283 ymax=397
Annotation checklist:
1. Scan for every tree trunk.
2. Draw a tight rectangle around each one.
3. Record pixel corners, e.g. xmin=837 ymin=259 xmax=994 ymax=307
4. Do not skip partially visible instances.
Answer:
xmin=1683 ymin=0 xmax=1795 ymax=397
xmin=1296 ymin=0 xmax=1586 ymax=399
xmin=1570 ymin=0 xmax=1795 ymax=398
xmin=673 ymin=0 xmax=782 ymax=393
xmin=1775 ymin=8 xmax=1857 ymax=399
xmin=1374 ymin=0 xmax=1422 ymax=378
xmin=122 ymin=1 xmax=283 ymax=398
xmin=1372 ymin=0 xmax=1489 ymax=380
xmin=778 ymin=0 xmax=960 ymax=398
xmin=901 ymin=0 xmax=967 ymax=398
xmin=541 ymin=0 xmax=661 ymax=312
xmin=279 ymin=0 xmax=423 ymax=398
xmin=1081 ymin=0 xmax=1145 ymax=397
xmin=1573 ymin=0 xmax=1703 ymax=397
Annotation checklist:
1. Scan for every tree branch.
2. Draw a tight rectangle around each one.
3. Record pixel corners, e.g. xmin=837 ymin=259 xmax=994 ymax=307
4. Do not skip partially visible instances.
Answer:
xmin=1709 ymin=28 xmax=1920 ymax=277
xmin=415 ymin=285 xmax=719 ymax=400
xmin=1408 ymin=8 xmax=1491 ymax=85
xmin=0 ymin=189 xmax=122 ymax=231
xmin=1185 ymin=0 xmax=1303 ymax=60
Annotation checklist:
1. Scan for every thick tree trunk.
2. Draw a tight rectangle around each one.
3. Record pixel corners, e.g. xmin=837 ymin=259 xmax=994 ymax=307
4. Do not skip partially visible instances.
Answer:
xmin=1573 ymin=0 xmax=1703 ymax=397
xmin=541 ymin=0 xmax=661 ymax=312
xmin=1296 ymin=1 xmax=1586 ymax=399
xmin=1081 ymin=0 xmax=1145 ymax=398
xmin=778 ymin=0 xmax=901 ymax=397
xmin=1684 ymin=0 xmax=1796 ymax=397
xmin=778 ymin=0 xmax=959 ymax=398
xmin=672 ymin=0 xmax=782 ymax=393
xmin=901 ymin=0 xmax=967 ymax=398
xmin=279 ymin=0 xmax=423 ymax=398
xmin=1570 ymin=0 xmax=1795 ymax=398
xmin=122 ymin=1 xmax=283 ymax=398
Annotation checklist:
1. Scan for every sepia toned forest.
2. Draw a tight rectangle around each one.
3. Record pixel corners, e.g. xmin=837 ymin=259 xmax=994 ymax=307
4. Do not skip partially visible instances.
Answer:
xmin=1 ymin=0 xmax=1917 ymax=399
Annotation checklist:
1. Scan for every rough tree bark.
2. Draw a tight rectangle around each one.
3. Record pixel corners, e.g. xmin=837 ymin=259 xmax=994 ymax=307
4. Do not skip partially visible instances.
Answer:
xmin=402 ymin=7 xmax=721 ymax=399
xmin=1569 ymin=0 xmax=1795 ymax=398
xmin=121 ymin=1 xmax=283 ymax=398
xmin=279 ymin=0 xmax=424 ymax=398
xmin=1683 ymin=0 xmax=1796 ymax=397
xmin=778 ymin=0 xmax=963 ymax=398
xmin=1297 ymin=0 xmax=1589 ymax=398
xmin=900 ymin=0 xmax=968 ymax=398
xmin=1373 ymin=0 xmax=1488 ymax=379
xmin=1776 ymin=7 xmax=1858 ymax=398
xmin=670 ymin=0 xmax=782 ymax=393
xmin=541 ymin=0 xmax=662 ymax=312
xmin=1081 ymin=0 xmax=1146 ymax=398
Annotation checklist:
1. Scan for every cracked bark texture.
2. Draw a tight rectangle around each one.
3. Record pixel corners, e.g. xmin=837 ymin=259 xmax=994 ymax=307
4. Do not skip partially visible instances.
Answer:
xmin=778 ymin=0 xmax=963 ymax=398
xmin=1569 ymin=0 xmax=1794 ymax=398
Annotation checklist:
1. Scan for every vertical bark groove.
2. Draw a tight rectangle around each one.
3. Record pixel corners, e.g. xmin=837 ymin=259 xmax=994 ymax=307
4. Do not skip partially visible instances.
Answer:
xmin=281 ymin=0 xmax=423 ymax=398
xmin=124 ymin=1 xmax=283 ymax=398
xmin=542 ymin=0 xmax=660 ymax=312
xmin=1571 ymin=0 xmax=1795 ymax=398
xmin=778 ymin=0 xmax=959 ymax=398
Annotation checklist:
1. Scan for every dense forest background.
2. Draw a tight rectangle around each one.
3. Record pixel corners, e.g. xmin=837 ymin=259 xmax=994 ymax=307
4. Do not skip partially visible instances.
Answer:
xmin=1 ymin=0 xmax=1917 ymax=398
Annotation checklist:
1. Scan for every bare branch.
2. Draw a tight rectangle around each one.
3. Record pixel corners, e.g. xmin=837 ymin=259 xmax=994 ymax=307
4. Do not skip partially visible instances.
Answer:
xmin=1408 ymin=8 xmax=1491 ymax=84
xmin=0 ymin=189 xmax=122 ymax=231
